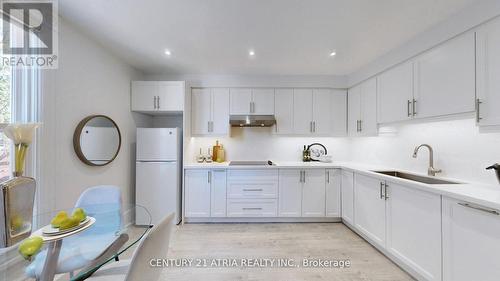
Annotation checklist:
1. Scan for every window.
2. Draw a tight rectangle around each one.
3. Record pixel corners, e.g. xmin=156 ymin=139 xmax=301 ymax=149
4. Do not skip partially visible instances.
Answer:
xmin=0 ymin=65 xmax=12 ymax=182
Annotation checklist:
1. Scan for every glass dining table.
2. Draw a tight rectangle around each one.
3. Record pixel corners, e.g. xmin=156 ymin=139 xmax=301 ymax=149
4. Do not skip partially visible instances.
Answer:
xmin=0 ymin=204 xmax=151 ymax=281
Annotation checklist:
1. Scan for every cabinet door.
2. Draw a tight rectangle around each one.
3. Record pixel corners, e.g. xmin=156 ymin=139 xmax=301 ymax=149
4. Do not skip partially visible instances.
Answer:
xmin=191 ymin=88 xmax=211 ymax=135
xmin=377 ymin=62 xmax=414 ymax=123
xmin=252 ymin=88 xmax=275 ymax=115
xmin=230 ymin=88 xmax=252 ymax=114
xmin=210 ymin=170 xmax=227 ymax=217
xmin=185 ymin=170 xmax=211 ymax=217
xmin=476 ymin=17 xmax=500 ymax=126
xmin=274 ymin=89 xmax=294 ymax=134
xmin=131 ymin=81 xmax=157 ymax=111
xmin=341 ymin=170 xmax=354 ymax=225
xmin=442 ymin=197 xmax=500 ymax=281
xmin=293 ymin=89 xmax=313 ymax=134
xmin=302 ymin=169 xmax=326 ymax=217
xmin=360 ymin=78 xmax=378 ymax=136
xmin=312 ymin=89 xmax=332 ymax=135
xmin=348 ymin=85 xmax=361 ymax=137
xmin=414 ymin=32 xmax=475 ymax=118
xmin=278 ymin=169 xmax=302 ymax=217
xmin=386 ymin=182 xmax=442 ymax=281
xmin=331 ymin=90 xmax=347 ymax=136
xmin=157 ymin=81 xmax=184 ymax=111
xmin=211 ymin=88 xmax=230 ymax=135
xmin=326 ymin=169 xmax=341 ymax=217
xmin=354 ymin=173 xmax=386 ymax=246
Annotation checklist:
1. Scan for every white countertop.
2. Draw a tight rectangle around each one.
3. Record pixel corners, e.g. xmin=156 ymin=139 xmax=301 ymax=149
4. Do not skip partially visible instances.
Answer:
xmin=184 ymin=161 xmax=500 ymax=211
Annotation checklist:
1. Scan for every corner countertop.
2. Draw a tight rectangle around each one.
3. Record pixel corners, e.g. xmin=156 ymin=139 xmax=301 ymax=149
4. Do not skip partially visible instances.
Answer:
xmin=184 ymin=161 xmax=500 ymax=211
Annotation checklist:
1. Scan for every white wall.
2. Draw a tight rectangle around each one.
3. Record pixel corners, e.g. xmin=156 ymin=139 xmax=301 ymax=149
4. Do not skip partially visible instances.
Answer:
xmin=39 ymin=18 xmax=150 ymax=212
xmin=350 ymin=118 xmax=500 ymax=185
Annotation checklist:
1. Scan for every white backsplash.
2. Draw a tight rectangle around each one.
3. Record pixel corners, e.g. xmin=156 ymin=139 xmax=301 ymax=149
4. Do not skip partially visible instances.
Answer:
xmin=349 ymin=118 xmax=500 ymax=185
xmin=186 ymin=127 xmax=351 ymax=163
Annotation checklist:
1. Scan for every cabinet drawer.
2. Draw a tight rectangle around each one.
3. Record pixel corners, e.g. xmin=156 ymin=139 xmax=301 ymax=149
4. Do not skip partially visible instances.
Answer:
xmin=228 ymin=182 xmax=278 ymax=199
xmin=227 ymin=199 xmax=277 ymax=217
xmin=228 ymin=169 xmax=279 ymax=182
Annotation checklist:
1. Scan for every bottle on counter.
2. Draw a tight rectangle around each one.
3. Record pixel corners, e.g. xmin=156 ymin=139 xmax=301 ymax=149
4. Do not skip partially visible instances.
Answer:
xmin=302 ymin=145 xmax=310 ymax=162
xmin=205 ymin=148 xmax=213 ymax=163
xmin=212 ymin=140 xmax=221 ymax=161
xmin=216 ymin=145 xmax=225 ymax=163
xmin=196 ymin=148 xmax=204 ymax=163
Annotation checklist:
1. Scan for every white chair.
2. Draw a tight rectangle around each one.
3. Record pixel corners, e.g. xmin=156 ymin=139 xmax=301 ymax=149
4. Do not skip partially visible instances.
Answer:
xmin=26 ymin=185 xmax=127 ymax=278
xmin=86 ymin=212 xmax=175 ymax=281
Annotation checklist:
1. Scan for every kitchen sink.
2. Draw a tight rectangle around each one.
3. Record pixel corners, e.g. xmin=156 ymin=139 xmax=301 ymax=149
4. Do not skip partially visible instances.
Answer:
xmin=372 ymin=170 xmax=461 ymax=185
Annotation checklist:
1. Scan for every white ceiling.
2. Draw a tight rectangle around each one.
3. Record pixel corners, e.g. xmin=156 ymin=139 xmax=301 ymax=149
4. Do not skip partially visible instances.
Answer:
xmin=59 ymin=0 xmax=478 ymax=75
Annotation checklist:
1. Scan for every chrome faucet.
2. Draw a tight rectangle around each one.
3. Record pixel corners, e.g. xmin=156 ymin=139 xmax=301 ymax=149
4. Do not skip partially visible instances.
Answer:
xmin=412 ymin=144 xmax=442 ymax=176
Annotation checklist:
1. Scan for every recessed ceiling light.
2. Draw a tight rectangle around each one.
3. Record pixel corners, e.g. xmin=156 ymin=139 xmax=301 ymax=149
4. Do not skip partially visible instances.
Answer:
xmin=329 ymin=51 xmax=337 ymax=57
xmin=164 ymin=49 xmax=171 ymax=56
xmin=249 ymin=50 xmax=255 ymax=56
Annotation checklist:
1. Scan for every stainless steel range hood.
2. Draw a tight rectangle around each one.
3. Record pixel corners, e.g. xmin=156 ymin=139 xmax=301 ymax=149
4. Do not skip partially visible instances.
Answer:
xmin=229 ymin=115 xmax=276 ymax=127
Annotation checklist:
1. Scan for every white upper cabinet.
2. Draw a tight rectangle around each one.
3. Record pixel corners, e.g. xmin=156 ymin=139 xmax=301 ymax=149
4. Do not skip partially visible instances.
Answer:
xmin=230 ymin=88 xmax=252 ymax=114
xmin=293 ymin=89 xmax=314 ymax=134
xmin=274 ymin=89 xmax=294 ymax=134
xmin=349 ymin=78 xmax=377 ymax=137
xmin=252 ymin=88 xmax=275 ymax=114
xmin=414 ymin=32 xmax=475 ymax=118
xmin=191 ymin=88 xmax=229 ymax=136
xmin=312 ymin=89 xmax=333 ymax=135
xmin=476 ymin=16 xmax=500 ymax=126
xmin=442 ymin=197 xmax=500 ymax=281
xmin=230 ymin=88 xmax=274 ymax=115
xmin=131 ymin=81 xmax=184 ymax=112
xmin=330 ymin=90 xmax=348 ymax=136
xmin=377 ymin=61 xmax=414 ymax=123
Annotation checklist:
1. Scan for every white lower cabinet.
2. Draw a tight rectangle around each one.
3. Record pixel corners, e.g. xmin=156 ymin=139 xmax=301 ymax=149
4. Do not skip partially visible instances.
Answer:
xmin=184 ymin=169 xmax=211 ymax=217
xmin=341 ymin=170 xmax=354 ymax=225
xmin=278 ymin=169 xmax=302 ymax=217
xmin=354 ymin=173 xmax=386 ymax=246
xmin=278 ymin=169 xmax=325 ymax=217
xmin=386 ymin=181 xmax=442 ymax=281
xmin=302 ymin=169 xmax=326 ymax=217
xmin=325 ymin=169 xmax=341 ymax=217
xmin=185 ymin=169 xmax=227 ymax=218
xmin=210 ymin=170 xmax=227 ymax=217
xmin=442 ymin=197 xmax=500 ymax=281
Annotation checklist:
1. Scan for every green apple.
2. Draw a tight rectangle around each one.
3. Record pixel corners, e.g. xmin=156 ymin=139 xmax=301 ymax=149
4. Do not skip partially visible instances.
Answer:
xmin=18 ymin=236 xmax=43 ymax=260
xmin=59 ymin=216 xmax=80 ymax=230
xmin=72 ymin=208 xmax=87 ymax=222
xmin=50 ymin=211 xmax=69 ymax=228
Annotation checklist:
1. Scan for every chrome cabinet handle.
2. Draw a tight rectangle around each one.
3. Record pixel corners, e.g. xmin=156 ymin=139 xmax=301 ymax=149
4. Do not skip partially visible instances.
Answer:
xmin=303 ymin=170 xmax=306 ymax=183
xmin=407 ymin=100 xmax=412 ymax=117
xmin=384 ymin=183 xmax=389 ymax=200
xmin=380 ymin=182 xmax=384 ymax=199
xmin=208 ymin=171 xmax=211 ymax=184
xmin=207 ymin=121 xmax=211 ymax=133
xmin=243 ymin=188 xmax=263 ymax=191
xmin=299 ymin=171 xmax=303 ymax=183
xmin=242 ymin=207 xmax=262 ymax=210
xmin=313 ymin=121 xmax=316 ymax=132
xmin=359 ymin=120 xmax=362 ymax=132
xmin=458 ymin=202 xmax=499 ymax=215
xmin=157 ymin=96 xmax=160 ymax=109
xmin=412 ymin=99 xmax=417 ymax=116
xmin=356 ymin=120 xmax=359 ymax=132
xmin=326 ymin=171 xmax=330 ymax=183
xmin=476 ymin=99 xmax=482 ymax=123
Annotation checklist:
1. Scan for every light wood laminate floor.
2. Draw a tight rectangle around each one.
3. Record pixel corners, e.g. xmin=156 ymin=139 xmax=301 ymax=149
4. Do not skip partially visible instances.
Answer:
xmin=155 ymin=223 xmax=414 ymax=281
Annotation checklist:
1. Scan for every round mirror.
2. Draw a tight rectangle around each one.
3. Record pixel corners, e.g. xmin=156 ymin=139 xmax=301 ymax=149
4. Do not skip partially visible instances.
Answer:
xmin=73 ymin=115 xmax=121 ymax=166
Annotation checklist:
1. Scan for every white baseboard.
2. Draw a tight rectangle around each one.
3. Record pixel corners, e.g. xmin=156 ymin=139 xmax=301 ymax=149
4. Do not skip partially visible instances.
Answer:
xmin=184 ymin=217 xmax=342 ymax=223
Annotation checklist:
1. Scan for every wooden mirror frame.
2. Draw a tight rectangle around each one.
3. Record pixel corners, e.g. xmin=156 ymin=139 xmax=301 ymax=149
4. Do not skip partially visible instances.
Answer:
xmin=73 ymin=115 xmax=122 ymax=166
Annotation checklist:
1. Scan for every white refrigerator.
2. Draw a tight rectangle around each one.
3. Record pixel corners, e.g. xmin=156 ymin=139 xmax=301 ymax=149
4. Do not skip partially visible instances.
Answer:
xmin=136 ymin=128 xmax=182 ymax=225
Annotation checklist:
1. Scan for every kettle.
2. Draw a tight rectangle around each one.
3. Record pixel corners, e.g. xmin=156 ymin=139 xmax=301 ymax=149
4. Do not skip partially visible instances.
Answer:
xmin=486 ymin=163 xmax=500 ymax=184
